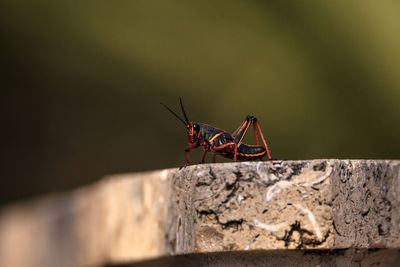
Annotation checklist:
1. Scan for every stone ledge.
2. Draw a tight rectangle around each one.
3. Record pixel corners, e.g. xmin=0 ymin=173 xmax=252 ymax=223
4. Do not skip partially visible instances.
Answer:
xmin=0 ymin=160 xmax=399 ymax=267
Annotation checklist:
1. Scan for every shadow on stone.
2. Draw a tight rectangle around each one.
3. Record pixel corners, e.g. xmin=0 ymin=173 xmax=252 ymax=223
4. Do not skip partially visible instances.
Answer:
xmin=107 ymin=249 xmax=400 ymax=267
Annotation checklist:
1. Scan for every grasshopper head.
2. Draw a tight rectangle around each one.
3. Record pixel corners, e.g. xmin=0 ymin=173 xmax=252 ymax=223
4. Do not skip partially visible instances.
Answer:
xmin=187 ymin=122 xmax=200 ymax=143
xmin=161 ymin=98 xmax=199 ymax=142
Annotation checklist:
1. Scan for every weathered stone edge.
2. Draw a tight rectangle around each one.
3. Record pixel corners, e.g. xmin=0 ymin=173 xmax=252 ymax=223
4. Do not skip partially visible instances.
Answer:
xmin=0 ymin=160 xmax=398 ymax=267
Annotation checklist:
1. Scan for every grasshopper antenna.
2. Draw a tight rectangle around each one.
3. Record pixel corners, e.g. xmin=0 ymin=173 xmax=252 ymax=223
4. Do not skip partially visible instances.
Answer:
xmin=160 ymin=102 xmax=188 ymax=127
xmin=180 ymin=97 xmax=190 ymax=125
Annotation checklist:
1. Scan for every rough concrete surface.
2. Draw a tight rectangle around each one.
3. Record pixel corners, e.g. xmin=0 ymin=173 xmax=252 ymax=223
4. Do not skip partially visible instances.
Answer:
xmin=170 ymin=160 xmax=400 ymax=254
xmin=0 ymin=160 xmax=399 ymax=267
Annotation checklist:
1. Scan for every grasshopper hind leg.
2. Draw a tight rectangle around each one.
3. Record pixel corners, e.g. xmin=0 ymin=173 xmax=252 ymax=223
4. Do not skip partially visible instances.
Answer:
xmin=232 ymin=115 xmax=272 ymax=161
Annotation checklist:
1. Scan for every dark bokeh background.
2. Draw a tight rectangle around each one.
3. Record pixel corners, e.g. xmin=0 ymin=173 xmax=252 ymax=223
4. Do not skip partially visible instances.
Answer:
xmin=2 ymin=1 xmax=400 ymax=205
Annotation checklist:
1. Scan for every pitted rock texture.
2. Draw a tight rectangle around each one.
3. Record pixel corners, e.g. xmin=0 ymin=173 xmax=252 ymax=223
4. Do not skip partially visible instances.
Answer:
xmin=332 ymin=160 xmax=400 ymax=248
xmin=168 ymin=160 xmax=400 ymax=254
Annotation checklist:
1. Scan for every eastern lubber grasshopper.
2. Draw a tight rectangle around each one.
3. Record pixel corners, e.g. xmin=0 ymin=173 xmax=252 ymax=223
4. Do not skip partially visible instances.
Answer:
xmin=161 ymin=98 xmax=272 ymax=164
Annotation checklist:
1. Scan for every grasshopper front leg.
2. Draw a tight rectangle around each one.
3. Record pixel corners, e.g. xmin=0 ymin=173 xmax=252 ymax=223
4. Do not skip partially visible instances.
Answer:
xmin=185 ymin=143 xmax=199 ymax=164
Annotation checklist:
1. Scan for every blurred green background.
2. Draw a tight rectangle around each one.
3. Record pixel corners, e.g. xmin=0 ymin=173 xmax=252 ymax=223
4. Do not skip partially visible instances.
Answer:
xmin=1 ymin=1 xmax=400 ymax=205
